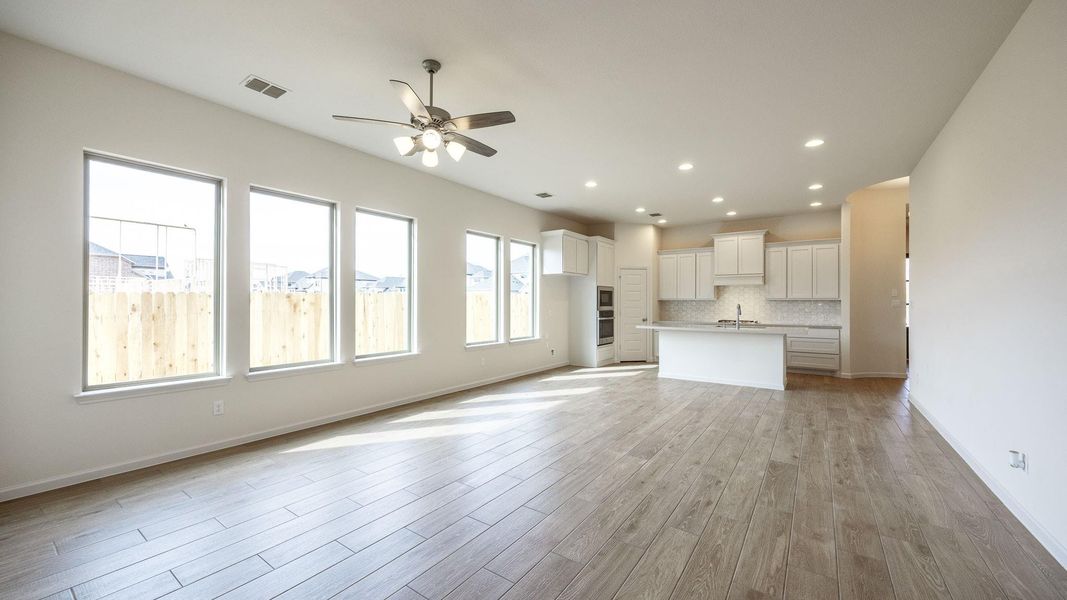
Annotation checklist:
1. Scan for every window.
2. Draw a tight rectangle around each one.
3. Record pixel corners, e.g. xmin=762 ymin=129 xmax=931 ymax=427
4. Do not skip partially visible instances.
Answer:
xmin=249 ymin=188 xmax=335 ymax=370
xmin=466 ymin=232 xmax=500 ymax=345
xmin=84 ymin=154 xmax=221 ymax=389
xmin=509 ymin=241 xmax=536 ymax=340
xmin=355 ymin=209 xmax=414 ymax=357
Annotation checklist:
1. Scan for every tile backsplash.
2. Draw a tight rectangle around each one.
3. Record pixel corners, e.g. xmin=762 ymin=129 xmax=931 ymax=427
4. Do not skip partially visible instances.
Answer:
xmin=660 ymin=285 xmax=841 ymax=326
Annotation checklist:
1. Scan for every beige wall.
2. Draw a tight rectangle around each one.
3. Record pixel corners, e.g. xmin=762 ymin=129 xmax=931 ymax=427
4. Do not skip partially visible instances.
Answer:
xmin=0 ymin=33 xmax=583 ymax=499
xmin=910 ymin=0 xmax=1067 ymax=562
xmin=660 ymin=210 xmax=841 ymax=249
xmin=614 ymin=223 xmax=661 ymax=322
xmin=843 ymin=187 xmax=908 ymax=377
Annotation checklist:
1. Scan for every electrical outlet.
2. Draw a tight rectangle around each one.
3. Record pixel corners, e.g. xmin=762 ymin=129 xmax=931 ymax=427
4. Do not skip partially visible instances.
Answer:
xmin=551 ymin=348 xmax=556 ymax=356
xmin=480 ymin=357 xmax=486 ymax=367
xmin=213 ymin=399 xmax=224 ymax=416
xmin=1009 ymin=450 xmax=1027 ymax=471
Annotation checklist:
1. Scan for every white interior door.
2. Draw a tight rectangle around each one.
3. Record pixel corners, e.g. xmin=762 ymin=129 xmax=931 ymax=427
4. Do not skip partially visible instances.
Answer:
xmin=619 ymin=268 xmax=649 ymax=362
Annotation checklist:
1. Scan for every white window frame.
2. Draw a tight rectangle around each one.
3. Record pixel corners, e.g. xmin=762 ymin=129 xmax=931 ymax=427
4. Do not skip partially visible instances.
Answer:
xmin=354 ymin=207 xmax=416 ymax=359
xmin=465 ymin=230 xmax=503 ymax=347
xmin=508 ymin=238 xmax=539 ymax=341
xmin=82 ymin=152 xmax=224 ymax=392
xmin=248 ymin=186 xmax=338 ymax=372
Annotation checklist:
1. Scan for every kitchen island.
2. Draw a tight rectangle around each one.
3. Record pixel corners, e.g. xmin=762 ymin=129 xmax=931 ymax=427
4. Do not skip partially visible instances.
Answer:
xmin=638 ymin=322 xmax=788 ymax=390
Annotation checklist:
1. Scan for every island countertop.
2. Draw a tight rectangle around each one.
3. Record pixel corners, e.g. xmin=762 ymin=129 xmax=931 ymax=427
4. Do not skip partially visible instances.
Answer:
xmin=638 ymin=322 xmax=792 ymax=336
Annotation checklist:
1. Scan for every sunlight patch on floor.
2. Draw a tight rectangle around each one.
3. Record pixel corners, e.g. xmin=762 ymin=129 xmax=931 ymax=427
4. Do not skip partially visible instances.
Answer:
xmin=282 ymin=418 xmax=517 ymax=453
xmin=390 ymin=400 xmax=565 ymax=423
xmin=541 ymin=371 xmax=641 ymax=382
xmin=460 ymin=387 xmax=600 ymax=404
xmin=570 ymin=364 xmax=659 ymax=374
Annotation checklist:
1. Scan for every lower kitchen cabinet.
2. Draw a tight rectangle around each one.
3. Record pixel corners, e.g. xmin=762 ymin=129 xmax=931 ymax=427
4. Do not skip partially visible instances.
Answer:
xmin=784 ymin=327 xmax=840 ymax=372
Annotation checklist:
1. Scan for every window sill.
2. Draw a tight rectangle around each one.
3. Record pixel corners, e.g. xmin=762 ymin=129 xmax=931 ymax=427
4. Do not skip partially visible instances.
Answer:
xmin=75 ymin=375 xmax=233 ymax=404
xmin=245 ymin=362 xmax=345 ymax=382
xmin=353 ymin=351 xmax=420 ymax=366
xmin=508 ymin=337 xmax=542 ymax=345
xmin=465 ymin=341 xmax=506 ymax=351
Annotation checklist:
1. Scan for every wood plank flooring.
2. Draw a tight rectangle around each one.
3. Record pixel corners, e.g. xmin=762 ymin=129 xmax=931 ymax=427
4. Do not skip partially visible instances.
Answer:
xmin=1 ymin=365 xmax=1064 ymax=599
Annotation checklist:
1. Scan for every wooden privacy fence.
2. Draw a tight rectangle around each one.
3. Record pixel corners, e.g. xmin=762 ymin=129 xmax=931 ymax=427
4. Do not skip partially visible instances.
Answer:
xmin=355 ymin=291 xmax=408 ymax=356
xmin=250 ymin=292 xmax=330 ymax=368
xmin=467 ymin=292 xmax=533 ymax=343
xmin=86 ymin=290 xmax=533 ymax=385
xmin=87 ymin=291 xmax=215 ymax=386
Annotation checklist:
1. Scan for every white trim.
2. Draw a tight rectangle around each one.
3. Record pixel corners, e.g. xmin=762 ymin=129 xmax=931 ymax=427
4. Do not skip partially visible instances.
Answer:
xmin=838 ymin=371 xmax=908 ymax=379
xmin=245 ymin=362 xmax=345 ymax=382
xmin=74 ymin=376 xmax=233 ymax=404
xmin=352 ymin=351 xmax=421 ymax=366
xmin=909 ymin=393 xmax=1067 ymax=569
xmin=3 ymin=361 xmax=568 ymax=502
xmin=508 ymin=337 xmax=543 ymax=346
xmin=465 ymin=341 xmax=506 ymax=351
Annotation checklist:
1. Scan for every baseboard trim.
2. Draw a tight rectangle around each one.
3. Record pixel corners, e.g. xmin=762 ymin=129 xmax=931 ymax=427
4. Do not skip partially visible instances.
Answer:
xmin=909 ymin=392 xmax=1067 ymax=569
xmin=839 ymin=371 xmax=908 ymax=379
xmin=0 ymin=361 xmax=569 ymax=502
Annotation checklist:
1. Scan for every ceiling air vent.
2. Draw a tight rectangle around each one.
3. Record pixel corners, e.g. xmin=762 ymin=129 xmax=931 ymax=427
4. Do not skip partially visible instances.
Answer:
xmin=649 ymin=212 xmax=662 ymax=217
xmin=242 ymin=75 xmax=288 ymax=99
xmin=535 ymin=192 xmax=553 ymax=198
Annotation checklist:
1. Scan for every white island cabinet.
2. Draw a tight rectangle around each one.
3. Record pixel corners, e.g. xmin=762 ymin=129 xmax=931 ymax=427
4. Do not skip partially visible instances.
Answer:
xmin=638 ymin=322 xmax=787 ymax=390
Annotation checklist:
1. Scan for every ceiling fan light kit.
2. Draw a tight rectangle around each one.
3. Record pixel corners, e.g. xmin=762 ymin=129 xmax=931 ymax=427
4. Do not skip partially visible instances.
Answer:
xmin=333 ymin=59 xmax=515 ymax=167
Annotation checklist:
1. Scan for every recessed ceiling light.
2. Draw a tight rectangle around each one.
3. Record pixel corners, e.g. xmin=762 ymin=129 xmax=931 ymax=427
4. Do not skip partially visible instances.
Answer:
xmin=635 ymin=207 xmax=646 ymax=213
xmin=658 ymin=219 xmax=668 ymax=224
xmin=808 ymin=183 xmax=823 ymax=190
xmin=810 ymin=201 xmax=823 ymax=207
xmin=678 ymin=163 xmax=693 ymax=171
xmin=726 ymin=211 xmax=737 ymax=216
xmin=712 ymin=196 xmax=724 ymax=203
xmin=585 ymin=180 xmax=597 ymax=188
xmin=805 ymin=139 xmax=825 ymax=148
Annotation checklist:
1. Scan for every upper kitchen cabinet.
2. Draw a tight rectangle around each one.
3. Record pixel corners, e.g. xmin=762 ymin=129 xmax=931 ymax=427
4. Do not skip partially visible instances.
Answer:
xmin=595 ymin=238 xmax=615 ymax=287
xmin=713 ymin=230 xmax=766 ymax=285
xmin=812 ymin=243 xmax=840 ymax=299
xmin=765 ymin=247 xmax=788 ymax=299
xmin=769 ymin=240 xmax=840 ymax=300
xmin=658 ymin=249 xmax=715 ymax=300
xmin=542 ymin=229 xmax=590 ymax=275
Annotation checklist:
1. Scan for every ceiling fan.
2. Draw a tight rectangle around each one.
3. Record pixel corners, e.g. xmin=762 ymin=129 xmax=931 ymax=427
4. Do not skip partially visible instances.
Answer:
xmin=333 ymin=59 xmax=515 ymax=167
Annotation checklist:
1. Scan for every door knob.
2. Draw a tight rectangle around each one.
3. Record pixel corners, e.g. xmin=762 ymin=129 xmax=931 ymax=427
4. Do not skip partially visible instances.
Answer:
xmin=642 ymin=318 xmax=647 ymax=322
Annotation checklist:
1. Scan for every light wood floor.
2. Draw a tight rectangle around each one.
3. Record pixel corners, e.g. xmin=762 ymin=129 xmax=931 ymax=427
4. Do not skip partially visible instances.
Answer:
xmin=2 ymin=366 xmax=1065 ymax=600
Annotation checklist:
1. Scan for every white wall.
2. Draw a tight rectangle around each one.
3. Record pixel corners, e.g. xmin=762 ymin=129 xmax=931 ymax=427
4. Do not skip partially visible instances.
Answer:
xmin=910 ymin=0 xmax=1067 ymax=564
xmin=0 ymin=33 xmax=585 ymax=499
xmin=661 ymin=210 xmax=841 ymax=249
xmin=844 ymin=187 xmax=908 ymax=377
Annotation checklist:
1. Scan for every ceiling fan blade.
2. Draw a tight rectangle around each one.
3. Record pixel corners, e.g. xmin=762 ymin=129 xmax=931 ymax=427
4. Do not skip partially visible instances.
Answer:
xmin=446 ymin=133 xmax=497 ymax=157
xmin=389 ymin=80 xmax=431 ymax=123
xmin=333 ymin=115 xmax=419 ymax=130
xmin=444 ymin=111 xmax=516 ymax=131
xmin=443 ymin=112 xmax=514 ymax=131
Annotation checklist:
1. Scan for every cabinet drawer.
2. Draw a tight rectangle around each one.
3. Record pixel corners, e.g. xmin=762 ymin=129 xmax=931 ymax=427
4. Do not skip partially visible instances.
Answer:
xmin=787 ymin=337 xmax=840 ymax=354
xmin=787 ymin=352 xmax=840 ymax=371
xmin=783 ymin=328 xmax=839 ymax=339
xmin=597 ymin=345 xmax=615 ymax=362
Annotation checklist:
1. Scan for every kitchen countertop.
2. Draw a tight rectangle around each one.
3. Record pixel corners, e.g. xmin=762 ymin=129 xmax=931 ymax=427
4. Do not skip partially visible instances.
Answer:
xmin=638 ymin=322 xmax=792 ymax=336
xmin=651 ymin=320 xmax=841 ymax=330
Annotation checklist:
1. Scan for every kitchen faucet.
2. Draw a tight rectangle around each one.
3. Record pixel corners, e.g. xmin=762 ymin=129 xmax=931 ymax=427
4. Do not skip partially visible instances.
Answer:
xmin=736 ymin=304 xmax=742 ymax=330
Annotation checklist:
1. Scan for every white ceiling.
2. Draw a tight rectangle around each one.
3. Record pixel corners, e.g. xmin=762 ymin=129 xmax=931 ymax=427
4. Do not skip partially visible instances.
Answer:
xmin=0 ymin=0 xmax=1027 ymax=225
